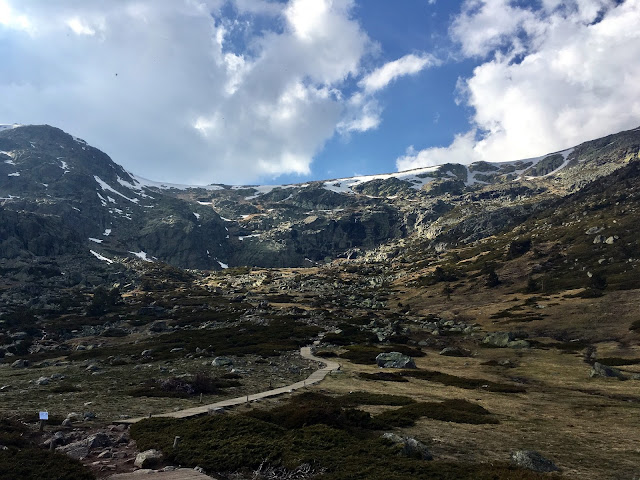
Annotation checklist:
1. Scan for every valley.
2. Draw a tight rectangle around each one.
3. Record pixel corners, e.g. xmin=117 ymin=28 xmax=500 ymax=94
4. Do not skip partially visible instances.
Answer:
xmin=0 ymin=125 xmax=639 ymax=479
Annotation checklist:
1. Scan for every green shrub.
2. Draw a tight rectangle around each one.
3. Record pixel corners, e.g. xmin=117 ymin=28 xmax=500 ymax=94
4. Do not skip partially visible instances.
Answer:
xmin=50 ymin=383 xmax=82 ymax=394
xmin=401 ymin=369 xmax=526 ymax=393
xmin=246 ymin=392 xmax=379 ymax=431
xmin=376 ymin=399 xmax=498 ymax=427
xmin=340 ymin=345 xmax=425 ymax=365
xmin=359 ymin=372 xmax=408 ymax=382
xmin=0 ymin=448 xmax=95 ymax=480
xmin=130 ymin=399 xmax=555 ymax=480
xmin=129 ymin=373 xmax=241 ymax=398
xmin=336 ymin=392 xmax=415 ymax=407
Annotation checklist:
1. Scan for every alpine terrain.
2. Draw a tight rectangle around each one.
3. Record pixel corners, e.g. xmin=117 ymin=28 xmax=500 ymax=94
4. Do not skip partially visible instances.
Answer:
xmin=0 ymin=123 xmax=639 ymax=479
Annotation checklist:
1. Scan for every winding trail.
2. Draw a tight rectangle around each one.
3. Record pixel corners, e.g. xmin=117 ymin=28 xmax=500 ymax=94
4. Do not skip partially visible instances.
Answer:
xmin=119 ymin=347 xmax=340 ymax=424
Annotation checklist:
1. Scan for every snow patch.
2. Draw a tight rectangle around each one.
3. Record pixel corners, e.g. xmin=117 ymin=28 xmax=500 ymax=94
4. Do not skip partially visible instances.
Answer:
xmin=322 ymin=166 xmax=441 ymax=194
xmin=3 ymin=158 xmax=15 ymax=165
xmin=0 ymin=124 xmax=23 ymax=131
xmin=193 ymin=212 xmax=201 ymax=220
xmin=88 ymin=237 xmax=103 ymax=244
xmin=94 ymin=176 xmax=139 ymax=203
xmin=238 ymin=234 xmax=261 ymax=241
xmin=7 ymin=172 xmax=20 ymax=177
xmin=129 ymin=250 xmax=153 ymax=262
xmin=90 ymin=250 xmax=113 ymax=264
xmin=129 ymin=173 xmax=225 ymax=191
xmin=217 ymin=261 xmax=229 ymax=269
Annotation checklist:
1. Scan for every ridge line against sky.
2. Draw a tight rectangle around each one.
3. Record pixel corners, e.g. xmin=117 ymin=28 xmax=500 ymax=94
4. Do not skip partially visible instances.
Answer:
xmin=0 ymin=0 xmax=639 ymax=185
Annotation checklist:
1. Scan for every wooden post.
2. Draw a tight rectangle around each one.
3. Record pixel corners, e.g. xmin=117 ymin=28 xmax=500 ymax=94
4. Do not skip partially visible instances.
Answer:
xmin=199 ymin=393 xmax=203 ymax=404
xmin=39 ymin=419 xmax=45 ymax=432
xmin=173 ymin=436 xmax=181 ymax=449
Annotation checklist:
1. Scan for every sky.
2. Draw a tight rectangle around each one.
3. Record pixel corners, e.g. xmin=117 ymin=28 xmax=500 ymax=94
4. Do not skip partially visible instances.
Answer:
xmin=0 ymin=0 xmax=639 ymax=185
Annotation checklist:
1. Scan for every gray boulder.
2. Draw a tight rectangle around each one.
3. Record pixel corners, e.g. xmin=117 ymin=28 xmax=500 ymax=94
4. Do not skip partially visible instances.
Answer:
xmin=590 ymin=362 xmax=626 ymax=379
xmin=11 ymin=359 xmax=28 ymax=368
xmin=439 ymin=347 xmax=469 ymax=357
xmin=382 ymin=432 xmax=432 ymax=460
xmin=134 ymin=449 xmax=164 ymax=469
xmin=57 ymin=440 xmax=89 ymax=460
xmin=483 ymin=332 xmax=530 ymax=348
xmin=482 ymin=332 xmax=514 ymax=347
xmin=511 ymin=450 xmax=559 ymax=472
xmin=376 ymin=352 xmax=416 ymax=369
xmin=212 ymin=356 xmax=233 ymax=367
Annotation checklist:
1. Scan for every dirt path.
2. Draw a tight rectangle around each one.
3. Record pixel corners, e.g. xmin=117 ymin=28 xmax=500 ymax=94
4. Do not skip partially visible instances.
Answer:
xmin=118 ymin=347 xmax=340 ymax=424
xmin=108 ymin=468 xmax=213 ymax=479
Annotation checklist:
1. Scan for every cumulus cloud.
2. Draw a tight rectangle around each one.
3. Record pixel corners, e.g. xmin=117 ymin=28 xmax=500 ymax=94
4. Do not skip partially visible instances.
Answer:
xmin=360 ymin=54 xmax=439 ymax=93
xmin=397 ymin=131 xmax=478 ymax=171
xmin=398 ymin=0 xmax=640 ymax=171
xmin=0 ymin=0 xmax=419 ymax=184
xmin=338 ymin=53 xmax=438 ymax=134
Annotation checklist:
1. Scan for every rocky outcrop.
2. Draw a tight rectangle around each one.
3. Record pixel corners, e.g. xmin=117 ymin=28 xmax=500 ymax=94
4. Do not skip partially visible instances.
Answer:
xmin=511 ymin=450 xmax=559 ymax=472
xmin=382 ymin=432 xmax=432 ymax=460
xmin=376 ymin=352 xmax=416 ymax=369
xmin=483 ymin=332 xmax=530 ymax=348
xmin=134 ymin=449 xmax=164 ymax=469
xmin=589 ymin=362 xmax=626 ymax=379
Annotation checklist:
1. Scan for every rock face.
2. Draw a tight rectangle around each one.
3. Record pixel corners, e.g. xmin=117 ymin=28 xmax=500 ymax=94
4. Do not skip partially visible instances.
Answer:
xmin=382 ymin=433 xmax=432 ymax=460
xmin=1 ymin=124 xmax=638 ymax=272
xmin=134 ymin=449 xmax=164 ymax=469
xmin=375 ymin=352 xmax=416 ymax=369
xmin=511 ymin=450 xmax=559 ymax=473
xmin=590 ymin=362 xmax=626 ymax=379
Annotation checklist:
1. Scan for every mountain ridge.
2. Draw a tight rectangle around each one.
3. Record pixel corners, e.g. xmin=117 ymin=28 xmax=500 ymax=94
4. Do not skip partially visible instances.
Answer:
xmin=0 ymin=124 xmax=639 ymax=274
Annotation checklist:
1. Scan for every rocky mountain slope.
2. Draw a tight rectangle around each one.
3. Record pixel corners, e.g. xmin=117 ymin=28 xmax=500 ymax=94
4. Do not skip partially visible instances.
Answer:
xmin=1 ymin=124 xmax=640 ymax=479
xmin=1 ymin=124 xmax=639 ymax=277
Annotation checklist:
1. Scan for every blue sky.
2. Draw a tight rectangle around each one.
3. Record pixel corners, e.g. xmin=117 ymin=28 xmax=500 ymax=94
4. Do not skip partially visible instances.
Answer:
xmin=0 ymin=0 xmax=639 ymax=185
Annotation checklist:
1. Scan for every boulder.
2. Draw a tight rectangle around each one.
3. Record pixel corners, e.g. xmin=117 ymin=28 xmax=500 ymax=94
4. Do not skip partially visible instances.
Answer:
xmin=134 ymin=449 xmax=164 ymax=469
xmin=375 ymin=352 xmax=416 ymax=369
xmin=43 ymin=431 xmax=66 ymax=448
xmin=482 ymin=332 xmax=514 ymax=347
xmin=86 ymin=433 xmax=111 ymax=449
xmin=10 ymin=359 xmax=28 ymax=368
xmin=149 ymin=320 xmax=168 ymax=332
xmin=212 ymin=356 xmax=233 ymax=367
xmin=57 ymin=440 xmax=89 ymax=460
xmin=483 ymin=332 xmax=530 ymax=348
xmin=382 ymin=432 xmax=432 ymax=460
xmin=511 ymin=450 xmax=559 ymax=472
xmin=590 ymin=362 xmax=626 ymax=379
xmin=439 ymin=347 xmax=469 ymax=357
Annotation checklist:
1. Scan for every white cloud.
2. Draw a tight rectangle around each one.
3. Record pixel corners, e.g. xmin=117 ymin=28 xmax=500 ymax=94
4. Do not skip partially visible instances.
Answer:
xmin=360 ymin=53 xmax=439 ymax=93
xmin=396 ymin=131 xmax=478 ymax=171
xmin=0 ymin=0 xmax=377 ymax=184
xmin=399 ymin=0 xmax=640 ymax=171
xmin=66 ymin=17 xmax=97 ymax=36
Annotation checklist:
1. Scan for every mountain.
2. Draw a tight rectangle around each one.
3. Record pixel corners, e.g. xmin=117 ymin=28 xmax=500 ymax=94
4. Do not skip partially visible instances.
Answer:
xmin=1 ymin=124 xmax=640 ymax=479
xmin=0 ymin=124 xmax=639 ymax=278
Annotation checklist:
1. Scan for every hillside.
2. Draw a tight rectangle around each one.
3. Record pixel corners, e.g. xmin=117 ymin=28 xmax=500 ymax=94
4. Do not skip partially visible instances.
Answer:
xmin=0 ymin=125 xmax=639 ymax=479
